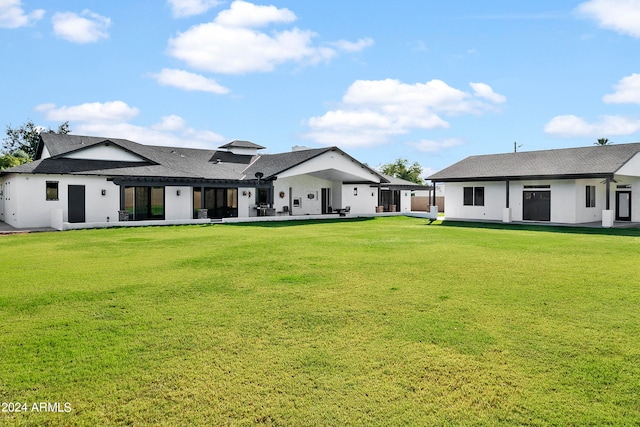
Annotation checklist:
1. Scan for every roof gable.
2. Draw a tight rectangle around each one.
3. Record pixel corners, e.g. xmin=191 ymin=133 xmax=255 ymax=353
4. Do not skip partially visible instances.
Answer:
xmin=244 ymin=147 xmax=387 ymax=183
xmin=60 ymin=139 xmax=148 ymax=162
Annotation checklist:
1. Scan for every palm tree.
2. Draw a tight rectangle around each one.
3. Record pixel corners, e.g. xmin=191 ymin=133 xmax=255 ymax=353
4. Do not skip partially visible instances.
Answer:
xmin=594 ymin=138 xmax=611 ymax=146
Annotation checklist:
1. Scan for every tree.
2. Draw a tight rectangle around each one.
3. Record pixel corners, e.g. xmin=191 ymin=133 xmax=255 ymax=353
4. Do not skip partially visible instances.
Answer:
xmin=0 ymin=150 xmax=30 ymax=170
xmin=379 ymin=158 xmax=423 ymax=184
xmin=594 ymin=138 xmax=612 ymax=146
xmin=2 ymin=119 xmax=71 ymax=160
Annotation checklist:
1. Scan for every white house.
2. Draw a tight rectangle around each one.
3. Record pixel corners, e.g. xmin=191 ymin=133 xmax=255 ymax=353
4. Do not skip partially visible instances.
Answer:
xmin=428 ymin=143 xmax=640 ymax=227
xmin=0 ymin=134 xmax=399 ymax=229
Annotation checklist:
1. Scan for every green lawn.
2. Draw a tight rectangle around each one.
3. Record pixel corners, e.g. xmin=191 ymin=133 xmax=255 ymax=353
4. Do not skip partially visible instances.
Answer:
xmin=1 ymin=217 xmax=639 ymax=426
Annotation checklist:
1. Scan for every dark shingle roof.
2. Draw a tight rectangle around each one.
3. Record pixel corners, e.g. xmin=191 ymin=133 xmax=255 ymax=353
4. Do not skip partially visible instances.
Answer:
xmin=429 ymin=143 xmax=640 ymax=182
xmin=1 ymin=134 xmax=383 ymax=184
xmin=219 ymin=140 xmax=265 ymax=150
xmin=380 ymin=173 xmax=428 ymax=189
xmin=244 ymin=147 xmax=333 ymax=179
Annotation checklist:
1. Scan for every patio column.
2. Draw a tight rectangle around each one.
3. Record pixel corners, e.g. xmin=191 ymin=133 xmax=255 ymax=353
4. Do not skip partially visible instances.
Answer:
xmin=429 ymin=181 xmax=438 ymax=219
xmin=605 ymin=177 xmax=610 ymax=210
xmin=503 ymin=180 xmax=512 ymax=223
xmin=505 ymin=180 xmax=510 ymax=208
xmin=602 ymin=177 xmax=613 ymax=227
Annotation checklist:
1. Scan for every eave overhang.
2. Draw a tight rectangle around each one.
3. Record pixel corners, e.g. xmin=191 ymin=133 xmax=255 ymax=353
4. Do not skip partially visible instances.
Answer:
xmin=431 ymin=172 xmax=615 ymax=183
xmin=109 ymin=176 xmax=273 ymax=187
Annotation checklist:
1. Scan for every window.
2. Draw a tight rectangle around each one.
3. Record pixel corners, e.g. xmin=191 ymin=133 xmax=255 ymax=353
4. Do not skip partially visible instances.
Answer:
xmin=586 ymin=185 xmax=596 ymax=208
xmin=463 ymin=187 xmax=473 ymax=205
xmin=463 ymin=186 xmax=484 ymax=206
xmin=46 ymin=181 xmax=59 ymax=200
xmin=474 ymin=187 xmax=484 ymax=206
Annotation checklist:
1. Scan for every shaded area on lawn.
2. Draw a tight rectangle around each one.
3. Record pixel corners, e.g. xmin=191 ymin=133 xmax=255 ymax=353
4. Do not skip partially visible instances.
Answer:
xmin=439 ymin=220 xmax=640 ymax=237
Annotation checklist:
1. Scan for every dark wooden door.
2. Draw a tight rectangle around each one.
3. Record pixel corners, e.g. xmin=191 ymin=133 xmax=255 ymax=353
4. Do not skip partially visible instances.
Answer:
xmin=321 ymin=188 xmax=330 ymax=214
xmin=68 ymin=185 xmax=86 ymax=223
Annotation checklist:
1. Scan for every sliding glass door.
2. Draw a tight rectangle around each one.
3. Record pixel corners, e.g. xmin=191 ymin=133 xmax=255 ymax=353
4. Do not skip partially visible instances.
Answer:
xmin=124 ymin=186 xmax=165 ymax=220
xmin=193 ymin=187 xmax=238 ymax=219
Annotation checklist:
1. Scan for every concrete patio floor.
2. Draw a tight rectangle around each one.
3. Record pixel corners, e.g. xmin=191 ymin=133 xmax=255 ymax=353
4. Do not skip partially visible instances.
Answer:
xmin=1 ymin=212 xmax=638 ymax=234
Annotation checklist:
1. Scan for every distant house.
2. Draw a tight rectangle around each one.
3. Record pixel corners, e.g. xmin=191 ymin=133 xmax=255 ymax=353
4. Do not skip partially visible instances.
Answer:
xmin=428 ymin=143 xmax=640 ymax=227
xmin=0 ymin=134 xmax=399 ymax=229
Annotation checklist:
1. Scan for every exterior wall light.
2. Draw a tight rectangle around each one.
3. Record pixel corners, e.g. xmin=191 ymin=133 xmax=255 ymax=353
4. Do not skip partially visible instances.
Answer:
xmin=101 ymin=189 xmax=106 ymax=196
xmin=353 ymin=187 xmax=358 ymax=196
xmin=176 ymin=190 xmax=181 ymax=196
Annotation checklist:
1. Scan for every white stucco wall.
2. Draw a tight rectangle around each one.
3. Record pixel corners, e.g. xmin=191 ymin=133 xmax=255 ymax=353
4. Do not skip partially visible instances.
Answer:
xmin=445 ymin=179 xmax=622 ymax=224
xmin=274 ymin=175 xmax=333 ymax=215
xmin=616 ymin=153 xmax=640 ymax=177
xmin=1 ymin=174 xmax=120 ymax=228
xmin=341 ymin=184 xmax=378 ymax=213
xmin=62 ymin=143 xmax=146 ymax=162
xmin=444 ymin=181 xmax=506 ymax=221
xmin=270 ymin=176 xmax=378 ymax=215
xmin=574 ymin=179 xmax=605 ymax=223
xmin=238 ymin=187 xmax=254 ymax=217
xmin=164 ymin=186 xmax=192 ymax=220
xmin=400 ymin=189 xmax=412 ymax=213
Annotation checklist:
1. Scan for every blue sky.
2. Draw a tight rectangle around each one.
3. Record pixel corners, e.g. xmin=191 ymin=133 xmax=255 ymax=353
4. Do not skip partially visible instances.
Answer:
xmin=2 ymin=0 xmax=640 ymax=178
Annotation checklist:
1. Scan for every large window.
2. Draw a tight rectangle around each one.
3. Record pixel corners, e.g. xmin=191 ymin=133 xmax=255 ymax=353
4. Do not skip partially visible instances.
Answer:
xmin=124 ymin=186 xmax=165 ymax=220
xmin=586 ymin=185 xmax=596 ymax=208
xmin=46 ymin=181 xmax=59 ymax=201
xmin=463 ymin=186 xmax=484 ymax=206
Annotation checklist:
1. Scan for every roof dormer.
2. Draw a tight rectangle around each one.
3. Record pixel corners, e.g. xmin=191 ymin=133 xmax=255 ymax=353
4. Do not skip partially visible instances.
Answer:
xmin=219 ymin=140 xmax=265 ymax=156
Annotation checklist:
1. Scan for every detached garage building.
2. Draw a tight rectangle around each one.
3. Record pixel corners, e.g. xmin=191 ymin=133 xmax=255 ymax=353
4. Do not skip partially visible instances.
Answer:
xmin=428 ymin=143 xmax=640 ymax=227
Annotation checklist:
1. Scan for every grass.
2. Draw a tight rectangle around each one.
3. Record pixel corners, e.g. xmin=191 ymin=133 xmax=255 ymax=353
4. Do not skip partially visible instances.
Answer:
xmin=1 ymin=217 xmax=639 ymax=425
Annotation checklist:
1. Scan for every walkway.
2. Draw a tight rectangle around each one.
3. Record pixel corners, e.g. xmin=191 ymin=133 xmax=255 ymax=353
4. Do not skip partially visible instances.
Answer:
xmin=0 ymin=221 xmax=56 ymax=235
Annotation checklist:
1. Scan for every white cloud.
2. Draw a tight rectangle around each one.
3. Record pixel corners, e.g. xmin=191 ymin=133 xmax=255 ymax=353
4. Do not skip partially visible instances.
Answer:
xmin=151 ymin=68 xmax=230 ymax=94
xmin=152 ymin=115 xmax=187 ymax=131
xmin=52 ymin=10 xmax=111 ymax=43
xmin=167 ymin=0 xmax=371 ymax=74
xmin=0 ymin=0 xmax=44 ymax=28
xmin=544 ymin=114 xmax=640 ymax=137
xmin=470 ymin=82 xmax=507 ymax=103
xmin=412 ymin=138 xmax=464 ymax=152
xmin=575 ymin=0 xmax=640 ymax=38
xmin=36 ymin=101 xmax=138 ymax=123
xmin=36 ymin=101 xmax=225 ymax=148
xmin=330 ymin=37 xmax=375 ymax=52
xmin=168 ymin=0 xmax=222 ymax=18
xmin=302 ymin=79 xmax=505 ymax=148
xmin=603 ymin=73 xmax=640 ymax=104
xmin=214 ymin=0 xmax=296 ymax=27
